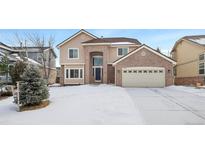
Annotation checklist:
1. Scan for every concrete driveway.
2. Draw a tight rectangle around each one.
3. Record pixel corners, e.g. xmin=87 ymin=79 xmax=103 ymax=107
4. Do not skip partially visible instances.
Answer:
xmin=126 ymin=87 xmax=205 ymax=124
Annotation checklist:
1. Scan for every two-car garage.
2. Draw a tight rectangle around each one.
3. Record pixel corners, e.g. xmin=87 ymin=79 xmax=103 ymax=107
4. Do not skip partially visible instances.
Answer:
xmin=122 ymin=67 xmax=165 ymax=88
xmin=113 ymin=45 xmax=176 ymax=88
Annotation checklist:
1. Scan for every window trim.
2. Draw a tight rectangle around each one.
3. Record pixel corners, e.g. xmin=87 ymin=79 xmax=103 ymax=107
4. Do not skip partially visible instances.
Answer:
xmin=64 ymin=68 xmax=84 ymax=79
xmin=68 ymin=48 xmax=79 ymax=59
xmin=117 ymin=47 xmax=129 ymax=57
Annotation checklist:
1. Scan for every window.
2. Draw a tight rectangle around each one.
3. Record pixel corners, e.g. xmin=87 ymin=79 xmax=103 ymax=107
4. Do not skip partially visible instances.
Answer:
xmin=68 ymin=48 xmax=79 ymax=59
xmin=199 ymin=53 xmax=205 ymax=61
xmin=159 ymin=70 xmax=163 ymax=73
xmin=143 ymin=70 xmax=147 ymax=73
xmin=70 ymin=69 xmax=79 ymax=78
xmin=199 ymin=62 xmax=205 ymax=75
xmin=93 ymin=56 xmax=103 ymax=66
xmin=123 ymin=70 xmax=127 ymax=73
xmin=66 ymin=69 xmax=69 ymax=78
xmin=133 ymin=70 xmax=137 ymax=73
xmin=149 ymin=70 xmax=152 ymax=73
xmin=117 ymin=48 xmax=128 ymax=56
xmin=128 ymin=70 xmax=132 ymax=73
xmin=65 ymin=68 xmax=83 ymax=79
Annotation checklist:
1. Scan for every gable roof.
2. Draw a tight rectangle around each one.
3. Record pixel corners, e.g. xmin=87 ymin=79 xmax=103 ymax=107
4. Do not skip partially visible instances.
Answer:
xmin=56 ymin=29 xmax=98 ymax=48
xmin=171 ymin=35 xmax=205 ymax=53
xmin=0 ymin=42 xmax=57 ymax=58
xmin=113 ymin=44 xmax=176 ymax=66
xmin=82 ymin=37 xmax=141 ymax=45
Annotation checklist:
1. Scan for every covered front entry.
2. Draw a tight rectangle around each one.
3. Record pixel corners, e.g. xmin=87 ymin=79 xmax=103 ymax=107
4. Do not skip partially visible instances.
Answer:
xmin=122 ymin=67 xmax=165 ymax=88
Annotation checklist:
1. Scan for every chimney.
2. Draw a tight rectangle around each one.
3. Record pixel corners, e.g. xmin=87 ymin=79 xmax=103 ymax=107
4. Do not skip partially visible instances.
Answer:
xmin=101 ymin=36 xmax=103 ymax=39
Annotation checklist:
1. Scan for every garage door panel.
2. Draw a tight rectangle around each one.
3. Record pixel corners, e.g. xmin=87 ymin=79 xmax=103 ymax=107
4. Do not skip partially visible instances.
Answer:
xmin=122 ymin=67 xmax=165 ymax=88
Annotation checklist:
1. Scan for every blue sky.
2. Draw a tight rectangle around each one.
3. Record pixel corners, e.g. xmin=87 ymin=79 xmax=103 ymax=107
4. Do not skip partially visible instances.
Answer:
xmin=1 ymin=29 xmax=205 ymax=67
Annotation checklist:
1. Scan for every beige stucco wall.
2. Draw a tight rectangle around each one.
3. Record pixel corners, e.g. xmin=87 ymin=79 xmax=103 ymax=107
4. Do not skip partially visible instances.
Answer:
xmin=174 ymin=40 xmax=205 ymax=77
xmin=59 ymin=33 xmax=94 ymax=64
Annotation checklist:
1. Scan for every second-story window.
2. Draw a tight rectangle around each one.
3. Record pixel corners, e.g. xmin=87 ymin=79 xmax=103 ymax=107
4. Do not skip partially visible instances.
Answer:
xmin=117 ymin=48 xmax=128 ymax=56
xmin=199 ymin=53 xmax=205 ymax=61
xmin=68 ymin=48 xmax=79 ymax=59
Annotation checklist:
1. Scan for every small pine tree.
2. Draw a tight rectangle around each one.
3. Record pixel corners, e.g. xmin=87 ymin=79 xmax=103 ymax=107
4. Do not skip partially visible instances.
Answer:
xmin=15 ymin=65 xmax=49 ymax=106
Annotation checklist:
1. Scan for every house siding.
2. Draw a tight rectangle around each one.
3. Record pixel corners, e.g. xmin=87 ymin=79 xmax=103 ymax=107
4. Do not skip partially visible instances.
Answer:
xmin=174 ymin=40 xmax=205 ymax=77
xmin=115 ymin=48 xmax=174 ymax=86
xmin=173 ymin=40 xmax=205 ymax=85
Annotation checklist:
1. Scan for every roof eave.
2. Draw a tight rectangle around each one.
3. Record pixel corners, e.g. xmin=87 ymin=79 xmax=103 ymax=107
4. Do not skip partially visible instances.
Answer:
xmin=112 ymin=44 xmax=176 ymax=66
xmin=56 ymin=29 xmax=98 ymax=48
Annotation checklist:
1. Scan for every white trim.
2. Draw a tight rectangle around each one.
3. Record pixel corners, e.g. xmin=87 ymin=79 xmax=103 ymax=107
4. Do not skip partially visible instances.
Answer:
xmin=117 ymin=47 xmax=129 ymax=57
xmin=82 ymin=43 xmax=140 ymax=46
xmin=68 ymin=48 xmax=79 ymax=59
xmin=82 ymin=43 xmax=112 ymax=46
xmin=64 ymin=67 xmax=84 ymax=79
xmin=61 ymin=63 xmax=85 ymax=65
xmin=113 ymin=45 xmax=176 ymax=66
xmin=57 ymin=30 xmax=97 ymax=48
xmin=111 ymin=44 xmax=140 ymax=47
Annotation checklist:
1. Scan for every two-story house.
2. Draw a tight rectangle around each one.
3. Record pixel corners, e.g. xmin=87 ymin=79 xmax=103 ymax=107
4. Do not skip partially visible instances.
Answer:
xmin=0 ymin=42 xmax=57 ymax=84
xmin=171 ymin=35 xmax=205 ymax=85
xmin=57 ymin=29 xmax=176 ymax=88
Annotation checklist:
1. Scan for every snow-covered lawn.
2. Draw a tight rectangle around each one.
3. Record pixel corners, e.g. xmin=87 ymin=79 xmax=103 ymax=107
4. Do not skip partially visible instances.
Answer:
xmin=0 ymin=84 xmax=143 ymax=124
xmin=1 ymin=84 xmax=205 ymax=125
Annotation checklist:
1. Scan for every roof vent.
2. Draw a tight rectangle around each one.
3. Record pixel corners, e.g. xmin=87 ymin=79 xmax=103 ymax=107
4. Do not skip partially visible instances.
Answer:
xmin=101 ymin=36 xmax=103 ymax=39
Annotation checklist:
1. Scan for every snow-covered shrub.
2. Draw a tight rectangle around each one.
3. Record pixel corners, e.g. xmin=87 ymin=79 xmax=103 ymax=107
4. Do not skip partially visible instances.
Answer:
xmin=9 ymin=60 xmax=27 ymax=85
xmin=14 ymin=65 xmax=49 ymax=106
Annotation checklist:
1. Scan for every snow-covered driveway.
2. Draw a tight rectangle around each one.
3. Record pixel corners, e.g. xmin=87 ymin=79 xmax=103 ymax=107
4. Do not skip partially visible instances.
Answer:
xmin=0 ymin=85 xmax=144 ymax=124
xmin=1 ymin=85 xmax=205 ymax=124
xmin=126 ymin=86 xmax=205 ymax=124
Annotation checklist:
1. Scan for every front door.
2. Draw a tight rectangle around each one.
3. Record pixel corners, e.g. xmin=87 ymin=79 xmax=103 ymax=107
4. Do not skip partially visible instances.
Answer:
xmin=95 ymin=67 xmax=102 ymax=82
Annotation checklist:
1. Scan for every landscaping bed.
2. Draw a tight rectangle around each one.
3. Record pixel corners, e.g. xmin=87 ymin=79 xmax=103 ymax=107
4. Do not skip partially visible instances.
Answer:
xmin=19 ymin=100 xmax=49 ymax=112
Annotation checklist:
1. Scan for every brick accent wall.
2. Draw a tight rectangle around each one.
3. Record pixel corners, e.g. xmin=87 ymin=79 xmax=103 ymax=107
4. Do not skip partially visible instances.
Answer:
xmin=175 ymin=76 xmax=205 ymax=86
xmin=115 ymin=47 xmax=174 ymax=86
xmin=107 ymin=64 xmax=115 ymax=84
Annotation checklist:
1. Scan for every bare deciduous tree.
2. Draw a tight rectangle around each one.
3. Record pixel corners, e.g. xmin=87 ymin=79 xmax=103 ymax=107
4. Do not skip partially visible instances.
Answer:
xmin=26 ymin=33 xmax=55 ymax=83
xmin=12 ymin=32 xmax=55 ymax=83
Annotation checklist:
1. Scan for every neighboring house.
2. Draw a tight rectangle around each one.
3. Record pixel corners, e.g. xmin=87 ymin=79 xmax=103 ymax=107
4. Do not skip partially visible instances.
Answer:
xmin=171 ymin=35 xmax=205 ymax=85
xmin=57 ymin=29 xmax=176 ymax=87
xmin=0 ymin=42 xmax=57 ymax=84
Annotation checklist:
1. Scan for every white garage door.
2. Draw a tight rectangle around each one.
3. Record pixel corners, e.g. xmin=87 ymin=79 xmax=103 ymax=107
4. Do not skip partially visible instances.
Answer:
xmin=122 ymin=67 xmax=165 ymax=88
